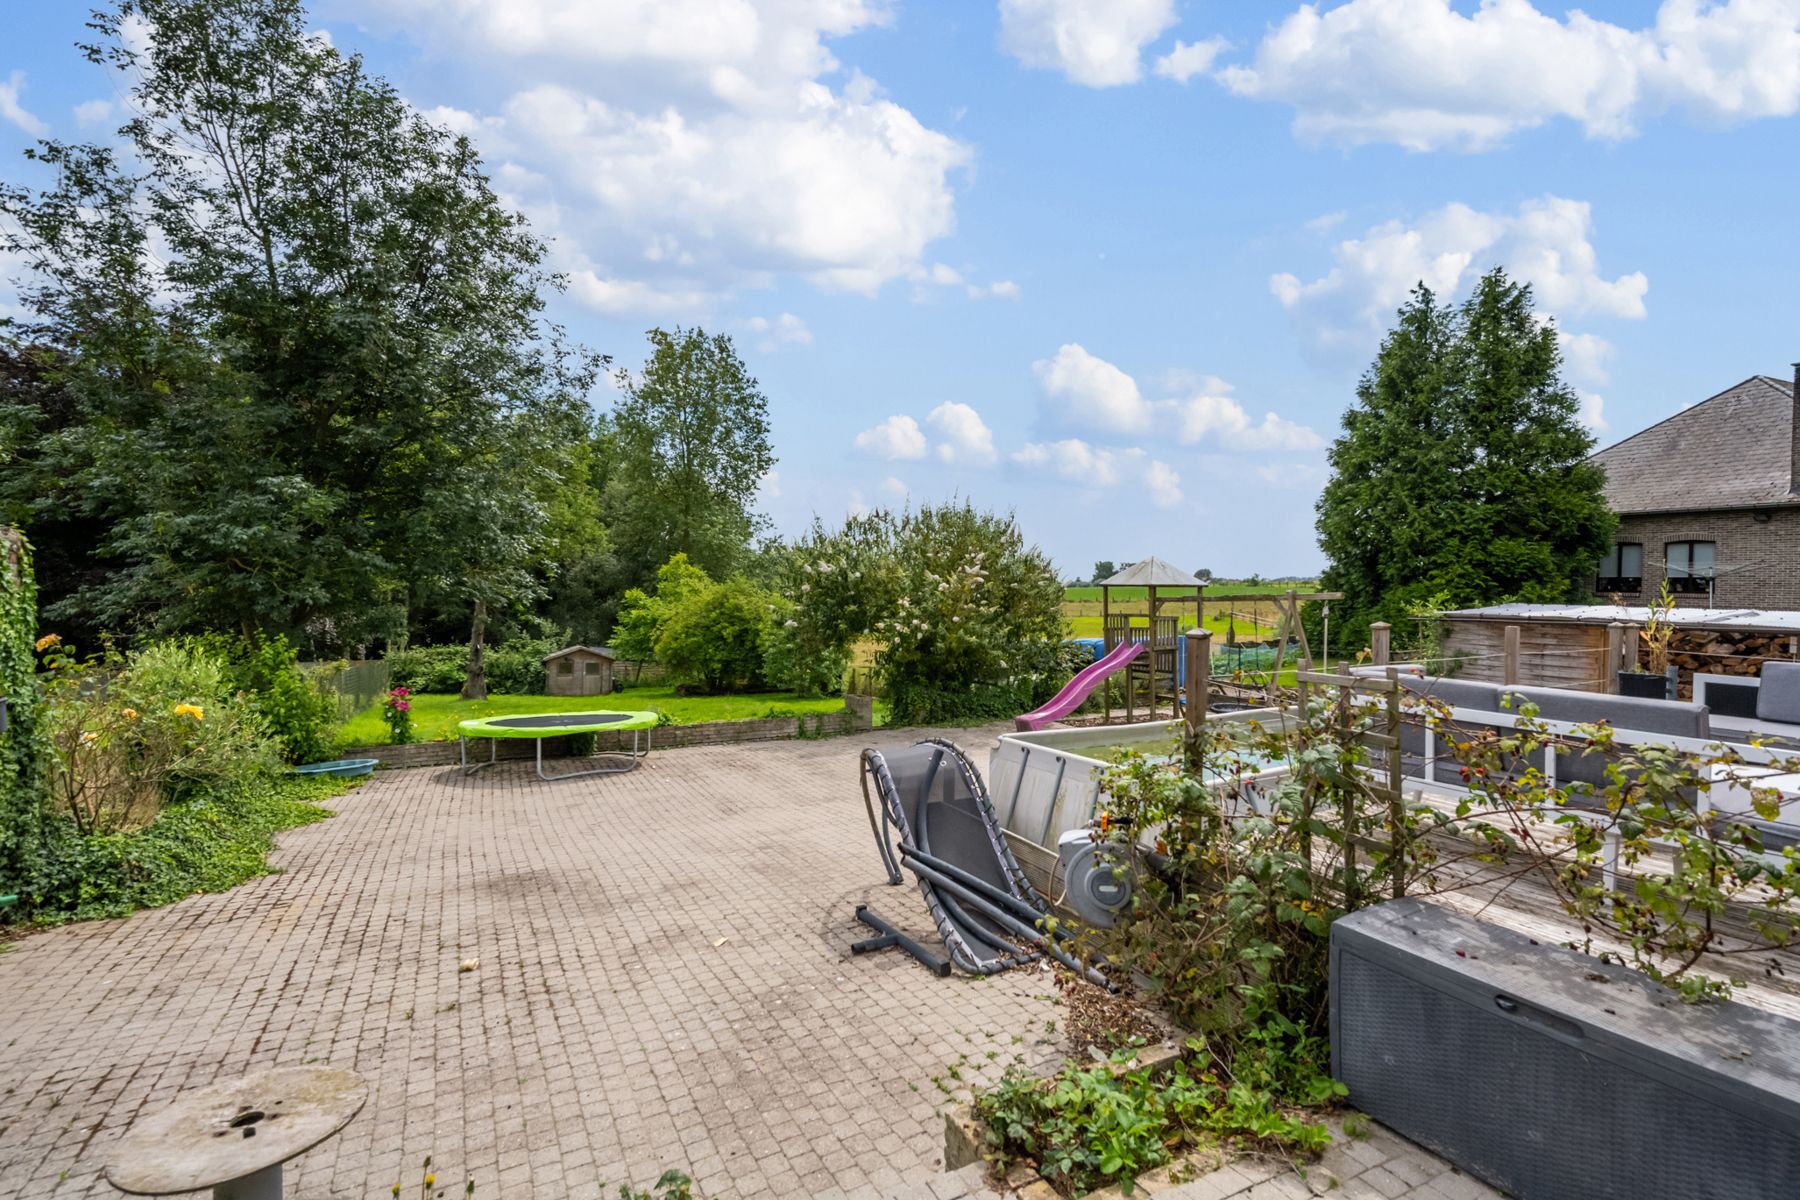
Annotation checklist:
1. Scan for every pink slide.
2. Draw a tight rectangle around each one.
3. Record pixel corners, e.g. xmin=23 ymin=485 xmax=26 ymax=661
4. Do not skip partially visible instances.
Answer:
xmin=1014 ymin=641 xmax=1147 ymax=731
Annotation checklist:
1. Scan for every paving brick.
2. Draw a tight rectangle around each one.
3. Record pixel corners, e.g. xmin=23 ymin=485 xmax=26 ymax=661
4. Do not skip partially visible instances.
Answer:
xmin=0 ymin=727 xmax=1062 ymax=1199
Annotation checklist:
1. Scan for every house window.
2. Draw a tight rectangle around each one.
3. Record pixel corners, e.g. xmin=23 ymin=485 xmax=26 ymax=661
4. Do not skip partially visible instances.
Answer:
xmin=584 ymin=661 xmax=601 ymax=675
xmin=557 ymin=660 xmax=573 ymax=675
xmin=1665 ymin=540 xmax=1715 ymax=594
xmin=1596 ymin=543 xmax=1643 ymax=593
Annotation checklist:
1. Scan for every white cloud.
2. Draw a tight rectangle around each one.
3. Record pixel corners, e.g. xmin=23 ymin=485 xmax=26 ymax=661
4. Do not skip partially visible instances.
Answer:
xmin=880 ymin=475 xmax=909 ymax=499
xmin=848 ymin=487 xmax=871 ymax=517
xmin=854 ymin=414 xmax=928 ymax=460
xmin=1218 ymin=0 xmax=1800 ymax=152
xmin=564 ymin=267 xmax=714 ymax=316
xmin=1032 ymin=343 xmax=1154 ymax=433
xmin=1014 ymin=437 xmax=1126 ymax=485
xmin=344 ymin=2 xmax=969 ymax=313
xmin=1011 ymin=439 xmax=1183 ymax=508
xmin=1144 ymin=459 xmax=1183 ymax=508
xmin=1558 ymin=329 xmax=1614 ymax=386
xmin=746 ymin=311 xmax=812 ymax=352
xmin=759 ymin=469 xmax=783 ymax=499
xmin=927 ymin=401 xmax=998 ymax=465
xmin=967 ymin=278 xmax=1022 ymax=300
xmin=1175 ymin=389 xmax=1324 ymax=451
xmin=1579 ymin=392 xmax=1609 ymax=432
xmin=1271 ymin=196 xmax=1647 ymax=362
xmin=0 ymin=71 xmax=48 ymax=138
xmin=1154 ymin=37 xmax=1228 ymax=84
xmin=73 ymin=98 xmax=117 ymax=129
xmin=999 ymin=0 xmax=1179 ymax=87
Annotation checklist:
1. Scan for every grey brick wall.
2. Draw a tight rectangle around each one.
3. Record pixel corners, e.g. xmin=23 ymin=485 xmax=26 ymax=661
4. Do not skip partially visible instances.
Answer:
xmin=1590 ymin=506 xmax=1800 ymax=610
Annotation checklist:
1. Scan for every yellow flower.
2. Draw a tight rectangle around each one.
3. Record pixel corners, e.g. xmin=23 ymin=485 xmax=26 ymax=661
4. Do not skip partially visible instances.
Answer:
xmin=424 ymin=1175 xmax=436 ymax=1188
xmin=173 ymin=703 xmax=205 ymax=721
xmin=35 ymin=633 xmax=60 ymax=652
xmin=122 ymin=708 xmax=139 ymax=720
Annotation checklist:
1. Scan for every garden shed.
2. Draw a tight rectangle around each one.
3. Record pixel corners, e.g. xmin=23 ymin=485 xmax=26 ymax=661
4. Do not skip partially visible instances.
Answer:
xmin=1440 ymin=603 xmax=1800 ymax=698
xmin=543 ymin=645 xmax=615 ymax=696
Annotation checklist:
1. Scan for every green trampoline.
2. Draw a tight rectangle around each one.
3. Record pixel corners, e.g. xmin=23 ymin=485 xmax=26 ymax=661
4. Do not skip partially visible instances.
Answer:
xmin=457 ymin=710 xmax=659 ymax=781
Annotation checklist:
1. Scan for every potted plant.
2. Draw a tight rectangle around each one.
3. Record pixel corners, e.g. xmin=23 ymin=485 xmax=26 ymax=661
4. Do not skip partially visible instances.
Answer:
xmin=1619 ymin=583 xmax=1678 ymax=700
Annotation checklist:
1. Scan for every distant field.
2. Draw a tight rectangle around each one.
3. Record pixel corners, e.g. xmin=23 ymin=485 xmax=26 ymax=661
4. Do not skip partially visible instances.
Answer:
xmin=1059 ymin=580 xmax=1309 ymax=642
xmin=1062 ymin=580 xmax=1317 ymax=602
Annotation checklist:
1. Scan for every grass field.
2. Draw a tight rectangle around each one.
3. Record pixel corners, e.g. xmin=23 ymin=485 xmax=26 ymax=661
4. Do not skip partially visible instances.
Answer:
xmin=1061 ymin=580 xmax=1316 ymax=602
xmin=336 ymin=688 xmax=851 ymax=748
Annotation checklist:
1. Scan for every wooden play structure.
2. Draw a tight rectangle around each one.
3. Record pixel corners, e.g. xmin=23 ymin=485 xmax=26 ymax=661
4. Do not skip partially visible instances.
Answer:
xmin=1099 ymin=558 xmax=1203 ymax=722
xmin=1096 ymin=558 xmax=1345 ymax=722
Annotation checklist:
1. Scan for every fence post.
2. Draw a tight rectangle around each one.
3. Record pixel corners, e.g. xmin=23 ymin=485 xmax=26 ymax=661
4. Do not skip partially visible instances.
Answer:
xmin=1385 ymin=667 xmax=1405 ymax=900
xmin=1502 ymin=624 xmax=1521 ymax=686
xmin=1183 ymin=627 xmax=1211 ymax=773
xmin=1370 ymin=621 xmax=1391 ymax=667
xmin=1622 ymin=624 xmax=1641 ymax=673
xmin=1604 ymin=623 xmax=1623 ymax=694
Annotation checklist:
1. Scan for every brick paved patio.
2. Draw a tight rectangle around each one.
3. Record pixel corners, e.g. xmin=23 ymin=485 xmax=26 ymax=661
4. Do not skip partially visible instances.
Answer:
xmin=0 ymin=729 xmax=1482 ymax=1200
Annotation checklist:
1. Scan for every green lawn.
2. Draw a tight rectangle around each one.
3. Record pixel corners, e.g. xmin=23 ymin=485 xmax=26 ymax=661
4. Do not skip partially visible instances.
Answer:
xmin=335 ymin=687 xmax=850 ymax=748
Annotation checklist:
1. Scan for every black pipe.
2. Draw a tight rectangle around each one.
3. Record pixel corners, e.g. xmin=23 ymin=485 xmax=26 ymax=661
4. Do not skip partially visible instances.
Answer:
xmin=852 ymin=905 xmax=950 ymax=977
xmin=904 ymin=859 xmax=1113 ymax=990
xmin=898 ymin=845 xmax=1068 ymax=938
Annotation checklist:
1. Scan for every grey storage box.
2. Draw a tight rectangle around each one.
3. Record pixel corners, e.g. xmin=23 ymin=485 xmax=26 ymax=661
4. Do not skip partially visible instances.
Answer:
xmin=1331 ymin=898 xmax=1800 ymax=1200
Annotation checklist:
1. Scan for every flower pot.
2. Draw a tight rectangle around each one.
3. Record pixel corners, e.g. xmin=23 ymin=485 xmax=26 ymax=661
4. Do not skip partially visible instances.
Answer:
xmin=1618 ymin=670 xmax=1673 ymax=700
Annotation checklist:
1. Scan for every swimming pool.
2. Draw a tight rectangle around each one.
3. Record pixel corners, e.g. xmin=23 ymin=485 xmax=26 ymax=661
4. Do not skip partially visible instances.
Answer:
xmin=987 ymin=712 xmax=1291 ymax=847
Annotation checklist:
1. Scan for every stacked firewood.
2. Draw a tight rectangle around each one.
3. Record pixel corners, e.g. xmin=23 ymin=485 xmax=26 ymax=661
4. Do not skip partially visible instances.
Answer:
xmin=1657 ymin=630 xmax=1800 ymax=678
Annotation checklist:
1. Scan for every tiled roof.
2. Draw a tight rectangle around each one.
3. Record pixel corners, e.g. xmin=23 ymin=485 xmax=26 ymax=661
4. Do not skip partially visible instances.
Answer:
xmin=1591 ymin=375 xmax=1796 ymax=514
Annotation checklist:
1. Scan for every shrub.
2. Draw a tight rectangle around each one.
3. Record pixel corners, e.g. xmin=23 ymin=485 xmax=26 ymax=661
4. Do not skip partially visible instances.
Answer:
xmin=23 ymin=773 xmax=341 ymax=923
xmin=876 ymin=504 xmax=1067 ymax=723
xmin=228 ymin=634 xmax=337 ymax=763
xmin=41 ymin=639 xmax=279 ymax=836
xmin=760 ymin=594 xmax=847 ymax=698
xmin=655 ymin=576 xmax=778 ymax=693
xmin=781 ymin=503 xmax=1069 ymax=724
xmin=385 ymin=635 xmax=561 ymax=694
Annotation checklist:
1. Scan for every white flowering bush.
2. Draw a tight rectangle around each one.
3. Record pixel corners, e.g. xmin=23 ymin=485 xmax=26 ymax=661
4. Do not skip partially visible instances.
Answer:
xmin=779 ymin=503 xmax=1068 ymax=723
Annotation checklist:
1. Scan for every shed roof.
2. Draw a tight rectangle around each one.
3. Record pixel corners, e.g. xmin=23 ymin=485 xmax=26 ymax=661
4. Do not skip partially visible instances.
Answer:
xmin=1443 ymin=603 xmax=1800 ymax=635
xmin=1590 ymin=375 xmax=1796 ymax=514
xmin=543 ymin=645 xmax=616 ymax=662
xmin=1101 ymin=556 xmax=1201 ymax=588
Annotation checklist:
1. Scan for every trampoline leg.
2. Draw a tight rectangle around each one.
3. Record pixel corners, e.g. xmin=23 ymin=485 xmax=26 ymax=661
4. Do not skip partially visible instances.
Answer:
xmin=532 ymin=729 xmax=650 ymax=781
xmin=851 ymin=905 xmax=950 ymax=977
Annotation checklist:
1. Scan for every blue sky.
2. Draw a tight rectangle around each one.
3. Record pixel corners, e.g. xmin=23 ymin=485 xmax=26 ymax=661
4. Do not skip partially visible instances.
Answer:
xmin=5 ymin=1 xmax=1799 ymax=579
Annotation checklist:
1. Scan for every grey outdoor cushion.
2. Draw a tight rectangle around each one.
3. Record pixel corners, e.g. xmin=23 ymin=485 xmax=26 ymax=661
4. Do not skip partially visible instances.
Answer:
xmin=1397 ymin=676 xmax=1505 ymax=784
xmin=1757 ymin=661 xmax=1800 ymax=725
xmin=1505 ymin=686 xmax=1709 ymax=805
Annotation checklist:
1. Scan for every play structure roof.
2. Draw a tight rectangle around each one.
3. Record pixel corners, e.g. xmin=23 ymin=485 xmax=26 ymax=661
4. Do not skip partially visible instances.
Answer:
xmin=1100 ymin=557 xmax=1201 ymax=588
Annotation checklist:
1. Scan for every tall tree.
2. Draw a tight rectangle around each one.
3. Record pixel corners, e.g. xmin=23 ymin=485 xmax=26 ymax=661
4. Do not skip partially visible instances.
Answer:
xmin=1 ymin=0 xmax=601 ymax=645
xmin=606 ymin=327 xmax=774 ymax=581
xmin=1316 ymin=271 xmax=1614 ymax=646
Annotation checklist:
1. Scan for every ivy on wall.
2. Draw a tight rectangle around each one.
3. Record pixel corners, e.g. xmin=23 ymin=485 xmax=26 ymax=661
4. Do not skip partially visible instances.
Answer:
xmin=0 ymin=528 xmax=49 ymax=897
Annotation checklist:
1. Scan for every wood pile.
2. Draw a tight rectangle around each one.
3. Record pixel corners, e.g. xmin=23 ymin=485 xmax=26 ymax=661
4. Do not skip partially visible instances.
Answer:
xmin=1660 ymin=630 xmax=1799 ymax=679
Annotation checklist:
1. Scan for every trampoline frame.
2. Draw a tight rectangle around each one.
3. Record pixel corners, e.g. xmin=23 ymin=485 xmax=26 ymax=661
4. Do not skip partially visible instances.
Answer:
xmin=457 ymin=711 xmax=658 ymax=781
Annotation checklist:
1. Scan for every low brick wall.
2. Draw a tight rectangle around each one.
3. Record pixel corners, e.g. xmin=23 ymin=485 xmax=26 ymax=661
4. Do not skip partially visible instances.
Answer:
xmin=346 ymin=703 xmax=870 ymax=769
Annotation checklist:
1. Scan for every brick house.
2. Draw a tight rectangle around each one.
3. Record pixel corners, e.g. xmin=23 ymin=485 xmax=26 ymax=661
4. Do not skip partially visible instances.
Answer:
xmin=1589 ymin=366 xmax=1800 ymax=608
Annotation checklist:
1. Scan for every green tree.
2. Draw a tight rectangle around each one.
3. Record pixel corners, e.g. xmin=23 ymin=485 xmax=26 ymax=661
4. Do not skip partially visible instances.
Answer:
xmin=1316 ymin=271 xmax=1614 ymax=647
xmin=1091 ymin=560 xmax=1118 ymax=585
xmin=1 ymin=0 xmax=601 ymax=647
xmin=606 ymin=328 xmax=774 ymax=581
xmin=654 ymin=576 xmax=780 ymax=694
xmin=610 ymin=553 xmax=712 ymax=677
